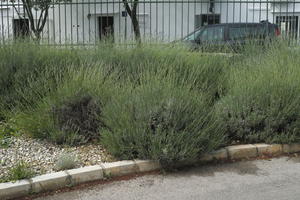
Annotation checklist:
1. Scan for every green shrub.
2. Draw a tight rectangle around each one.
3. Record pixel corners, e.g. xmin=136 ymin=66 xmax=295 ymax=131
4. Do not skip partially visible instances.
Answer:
xmin=87 ymin=44 xmax=229 ymax=102
xmin=55 ymin=153 xmax=78 ymax=171
xmin=12 ymin=66 xmax=113 ymax=145
xmin=7 ymin=161 xmax=35 ymax=181
xmin=216 ymin=45 xmax=300 ymax=144
xmin=101 ymin=76 xmax=225 ymax=167
xmin=0 ymin=120 xmax=19 ymax=148
xmin=0 ymin=42 xmax=80 ymax=118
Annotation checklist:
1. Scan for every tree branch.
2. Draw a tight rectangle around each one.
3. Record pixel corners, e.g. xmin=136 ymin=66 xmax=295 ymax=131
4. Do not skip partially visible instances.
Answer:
xmin=122 ymin=0 xmax=132 ymax=17
xmin=37 ymin=8 xmax=45 ymax=28
xmin=38 ymin=8 xmax=49 ymax=33
xmin=11 ymin=1 xmax=25 ymax=19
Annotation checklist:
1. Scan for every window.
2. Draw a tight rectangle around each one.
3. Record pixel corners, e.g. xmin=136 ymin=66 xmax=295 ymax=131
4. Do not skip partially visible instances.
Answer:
xmin=228 ymin=26 xmax=266 ymax=40
xmin=276 ymin=16 xmax=299 ymax=39
xmin=200 ymin=26 xmax=224 ymax=42
xmin=184 ymin=28 xmax=203 ymax=41
xmin=195 ymin=14 xmax=220 ymax=29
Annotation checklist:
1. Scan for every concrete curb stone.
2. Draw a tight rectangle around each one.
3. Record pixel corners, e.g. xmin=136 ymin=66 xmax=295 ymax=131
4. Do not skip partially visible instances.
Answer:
xmin=0 ymin=180 xmax=31 ymax=200
xmin=134 ymin=160 xmax=161 ymax=172
xmin=226 ymin=144 xmax=258 ymax=160
xmin=199 ymin=148 xmax=228 ymax=162
xmin=282 ymin=144 xmax=300 ymax=154
xmin=67 ymin=165 xmax=103 ymax=185
xmin=30 ymin=171 xmax=70 ymax=194
xmin=100 ymin=160 xmax=138 ymax=177
xmin=255 ymin=144 xmax=283 ymax=156
xmin=1 ymin=143 xmax=300 ymax=200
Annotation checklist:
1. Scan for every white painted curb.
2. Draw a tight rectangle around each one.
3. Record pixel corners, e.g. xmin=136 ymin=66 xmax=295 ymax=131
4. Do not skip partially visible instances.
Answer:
xmin=1 ymin=143 xmax=300 ymax=200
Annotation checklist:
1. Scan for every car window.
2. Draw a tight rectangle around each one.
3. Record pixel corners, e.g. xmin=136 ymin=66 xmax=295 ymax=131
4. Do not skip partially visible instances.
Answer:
xmin=200 ymin=26 xmax=224 ymax=42
xmin=229 ymin=25 xmax=266 ymax=40
xmin=184 ymin=28 xmax=203 ymax=41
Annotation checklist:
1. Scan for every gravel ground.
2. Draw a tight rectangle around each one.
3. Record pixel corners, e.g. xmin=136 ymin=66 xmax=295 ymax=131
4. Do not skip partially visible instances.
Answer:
xmin=0 ymin=136 xmax=114 ymax=180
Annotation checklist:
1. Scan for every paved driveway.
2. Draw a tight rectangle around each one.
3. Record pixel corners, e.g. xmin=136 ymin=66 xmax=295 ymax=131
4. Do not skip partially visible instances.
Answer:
xmin=35 ymin=156 xmax=300 ymax=200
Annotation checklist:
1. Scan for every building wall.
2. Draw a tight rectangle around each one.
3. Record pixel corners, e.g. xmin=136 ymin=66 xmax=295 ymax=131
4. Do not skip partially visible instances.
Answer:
xmin=1 ymin=0 xmax=300 ymax=44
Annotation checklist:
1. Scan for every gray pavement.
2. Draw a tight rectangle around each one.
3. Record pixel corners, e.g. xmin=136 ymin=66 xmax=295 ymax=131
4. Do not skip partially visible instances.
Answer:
xmin=35 ymin=156 xmax=300 ymax=200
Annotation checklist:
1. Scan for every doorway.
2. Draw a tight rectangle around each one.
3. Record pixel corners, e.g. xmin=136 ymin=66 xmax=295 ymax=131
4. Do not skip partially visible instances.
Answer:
xmin=13 ymin=18 xmax=30 ymax=39
xmin=98 ymin=16 xmax=114 ymax=40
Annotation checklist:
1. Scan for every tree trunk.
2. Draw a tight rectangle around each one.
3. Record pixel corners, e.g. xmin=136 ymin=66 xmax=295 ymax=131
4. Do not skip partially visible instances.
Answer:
xmin=131 ymin=12 xmax=141 ymax=44
xmin=33 ymin=31 xmax=41 ymax=41
xmin=123 ymin=0 xmax=141 ymax=44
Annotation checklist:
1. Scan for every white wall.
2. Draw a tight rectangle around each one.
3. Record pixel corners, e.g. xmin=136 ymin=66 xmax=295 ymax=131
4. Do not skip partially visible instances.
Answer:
xmin=1 ymin=0 xmax=300 ymax=44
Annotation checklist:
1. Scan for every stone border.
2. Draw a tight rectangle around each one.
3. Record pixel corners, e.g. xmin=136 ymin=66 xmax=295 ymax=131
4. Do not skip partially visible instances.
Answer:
xmin=1 ymin=143 xmax=300 ymax=200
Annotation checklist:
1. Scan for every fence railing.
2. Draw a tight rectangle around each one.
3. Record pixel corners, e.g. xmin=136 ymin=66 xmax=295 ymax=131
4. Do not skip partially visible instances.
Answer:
xmin=0 ymin=0 xmax=300 ymax=45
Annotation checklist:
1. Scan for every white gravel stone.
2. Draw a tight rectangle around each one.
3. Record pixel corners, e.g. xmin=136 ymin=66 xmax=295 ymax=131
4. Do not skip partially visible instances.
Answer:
xmin=0 ymin=136 xmax=113 ymax=181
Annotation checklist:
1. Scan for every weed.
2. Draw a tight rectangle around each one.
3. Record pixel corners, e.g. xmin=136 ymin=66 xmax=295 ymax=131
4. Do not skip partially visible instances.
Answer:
xmin=7 ymin=161 xmax=35 ymax=182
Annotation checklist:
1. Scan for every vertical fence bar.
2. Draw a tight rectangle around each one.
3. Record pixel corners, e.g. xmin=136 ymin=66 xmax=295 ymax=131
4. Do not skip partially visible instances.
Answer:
xmin=175 ymin=0 xmax=177 ymax=39
xmin=194 ymin=0 xmax=196 ymax=32
xmin=88 ymin=0 xmax=91 ymax=44
xmin=7 ymin=0 xmax=10 ymax=41
xmin=113 ymin=0 xmax=115 ymax=43
xmin=168 ymin=0 xmax=170 ymax=42
xmin=76 ymin=0 xmax=79 ymax=44
xmin=59 ymin=1 xmax=62 ymax=45
xmin=259 ymin=0 xmax=262 ymax=21
xmin=156 ymin=0 xmax=158 ymax=40
xmin=11 ymin=0 xmax=14 ymax=41
xmin=46 ymin=1 xmax=49 ymax=44
xmin=226 ymin=0 xmax=229 ymax=23
xmin=82 ymin=1 xmax=85 ymax=45
xmin=0 ymin=0 xmax=4 ymax=44
xmin=106 ymin=0 xmax=109 ymax=42
xmin=272 ymin=0 xmax=275 ymax=25
xmin=246 ymin=0 xmax=249 ymax=23
xmin=144 ymin=0 xmax=146 ymax=41
xmin=266 ymin=0 xmax=270 ymax=22
xmin=12 ymin=0 xmax=15 ymax=41
xmin=252 ymin=0 xmax=255 ymax=22
xmin=64 ymin=1 xmax=67 ymax=45
xmin=239 ymin=0 xmax=242 ymax=22
xmin=119 ymin=0 xmax=121 ymax=43
xmin=125 ymin=0 xmax=127 ymax=41
xmin=100 ymin=0 xmax=102 ymax=41
xmin=70 ymin=1 xmax=73 ymax=45
xmin=181 ymin=0 xmax=183 ymax=39
xmin=220 ymin=0 xmax=223 ymax=24
xmin=52 ymin=2 xmax=56 ymax=45
xmin=186 ymin=0 xmax=189 ymax=38
xmin=150 ymin=0 xmax=152 ymax=39
xmin=94 ymin=0 xmax=97 ymax=44
xmin=279 ymin=0 xmax=282 ymax=39
xmin=233 ymin=0 xmax=236 ymax=22
xmin=293 ymin=0 xmax=296 ymax=43
xmin=162 ymin=0 xmax=165 ymax=41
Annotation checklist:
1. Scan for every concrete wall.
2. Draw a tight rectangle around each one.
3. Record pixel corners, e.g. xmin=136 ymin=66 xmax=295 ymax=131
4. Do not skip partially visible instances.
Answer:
xmin=1 ymin=0 xmax=300 ymax=44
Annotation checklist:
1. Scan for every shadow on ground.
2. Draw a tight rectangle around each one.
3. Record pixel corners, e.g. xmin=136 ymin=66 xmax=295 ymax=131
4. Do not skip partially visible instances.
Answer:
xmin=166 ymin=160 xmax=263 ymax=178
xmin=287 ymin=154 xmax=300 ymax=163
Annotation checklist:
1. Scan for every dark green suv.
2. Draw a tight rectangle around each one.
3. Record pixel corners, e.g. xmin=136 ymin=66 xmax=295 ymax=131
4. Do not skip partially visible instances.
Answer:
xmin=183 ymin=21 xmax=281 ymax=51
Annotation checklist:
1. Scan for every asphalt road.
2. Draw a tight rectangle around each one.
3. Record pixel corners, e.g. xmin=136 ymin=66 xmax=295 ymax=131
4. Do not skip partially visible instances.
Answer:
xmin=35 ymin=156 xmax=300 ymax=200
